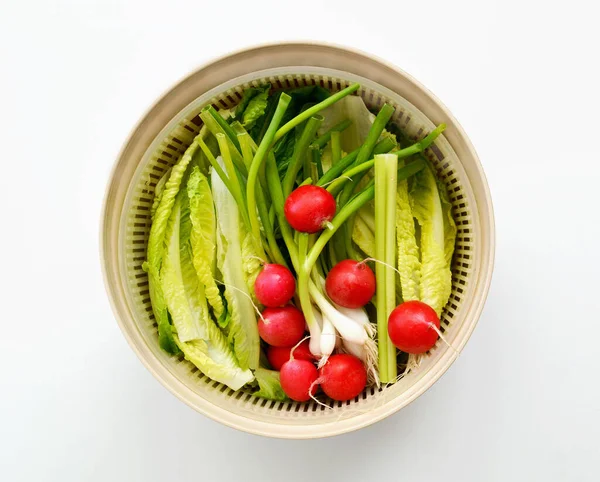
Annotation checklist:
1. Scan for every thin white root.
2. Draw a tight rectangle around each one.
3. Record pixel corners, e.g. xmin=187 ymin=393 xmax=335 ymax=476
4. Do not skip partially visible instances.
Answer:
xmin=317 ymin=354 xmax=330 ymax=369
xmin=290 ymin=335 xmax=311 ymax=360
xmin=215 ymin=280 xmax=265 ymax=322
xmin=320 ymin=176 xmax=352 ymax=188
xmin=359 ymin=257 xmax=402 ymax=278
xmin=309 ymin=378 xmax=333 ymax=410
xmin=363 ymin=337 xmax=380 ymax=388
xmin=247 ymin=255 xmax=267 ymax=265
xmin=406 ymin=353 xmax=421 ymax=373
xmin=431 ymin=324 xmax=460 ymax=356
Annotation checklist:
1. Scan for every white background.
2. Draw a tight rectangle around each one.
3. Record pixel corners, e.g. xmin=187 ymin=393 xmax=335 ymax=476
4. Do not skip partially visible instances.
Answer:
xmin=1 ymin=0 xmax=599 ymax=481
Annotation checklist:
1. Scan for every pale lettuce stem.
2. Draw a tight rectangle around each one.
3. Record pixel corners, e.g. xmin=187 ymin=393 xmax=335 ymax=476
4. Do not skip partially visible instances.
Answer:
xmin=215 ymin=134 xmax=253 ymax=235
xmin=383 ymin=154 xmax=398 ymax=382
xmin=331 ymin=131 xmax=341 ymax=165
xmin=273 ymin=83 xmax=360 ymax=143
xmin=374 ymin=154 xmax=389 ymax=382
xmin=239 ymin=133 xmax=287 ymax=267
xmin=247 ymin=94 xmax=291 ymax=259
xmin=313 ymin=118 xmax=352 ymax=148
xmin=282 ymin=116 xmax=323 ymax=198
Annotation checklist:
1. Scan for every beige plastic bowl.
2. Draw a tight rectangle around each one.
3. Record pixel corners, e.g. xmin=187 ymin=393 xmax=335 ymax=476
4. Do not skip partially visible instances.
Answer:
xmin=101 ymin=42 xmax=494 ymax=439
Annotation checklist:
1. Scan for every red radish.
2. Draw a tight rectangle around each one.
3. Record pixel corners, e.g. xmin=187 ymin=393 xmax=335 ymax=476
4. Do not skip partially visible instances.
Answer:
xmin=280 ymin=359 xmax=319 ymax=402
xmin=255 ymin=263 xmax=296 ymax=307
xmin=284 ymin=185 xmax=336 ymax=233
xmin=267 ymin=340 xmax=314 ymax=371
xmin=325 ymin=260 xmax=376 ymax=308
xmin=258 ymin=305 xmax=305 ymax=347
xmin=388 ymin=300 xmax=440 ymax=354
xmin=318 ymin=354 xmax=367 ymax=401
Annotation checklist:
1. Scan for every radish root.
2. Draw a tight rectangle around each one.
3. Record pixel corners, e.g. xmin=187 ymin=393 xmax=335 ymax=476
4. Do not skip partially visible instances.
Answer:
xmin=289 ymin=335 xmax=311 ymax=360
xmin=308 ymin=378 xmax=333 ymax=410
xmin=215 ymin=280 xmax=265 ymax=322
xmin=430 ymin=324 xmax=460 ymax=356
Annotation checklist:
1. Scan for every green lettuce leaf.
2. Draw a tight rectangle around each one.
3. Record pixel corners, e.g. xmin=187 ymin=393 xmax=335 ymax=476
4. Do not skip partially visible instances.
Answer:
xmin=146 ymin=140 xmax=200 ymax=354
xmin=161 ymin=193 xmax=207 ymax=342
xmin=173 ymin=333 xmax=254 ymax=391
xmin=396 ymin=165 xmax=421 ymax=302
xmin=253 ymin=368 xmax=289 ymax=401
xmin=151 ymin=167 xmax=172 ymax=220
xmin=212 ymin=159 xmax=260 ymax=370
xmin=437 ymin=177 xmax=457 ymax=266
xmin=235 ymin=84 xmax=270 ymax=124
xmin=317 ymin=96 xmax=376 ymax=152
xmin=410 ymin=163 xmax=452 ymax=316
xmin=187 ymin=166 xmax=224 ymax=319
xmin=237 ymin=85 xmax=270 ymax=129
xmin=241 ymin=227 xmax=263 ymax=305
xmin=352 ymin=214 xmax=375 ymax=258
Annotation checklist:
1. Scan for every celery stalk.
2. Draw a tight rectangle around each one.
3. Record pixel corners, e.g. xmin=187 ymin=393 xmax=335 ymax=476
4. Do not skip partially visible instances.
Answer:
xmin=383 ymin=154 xmax=398 ymax=382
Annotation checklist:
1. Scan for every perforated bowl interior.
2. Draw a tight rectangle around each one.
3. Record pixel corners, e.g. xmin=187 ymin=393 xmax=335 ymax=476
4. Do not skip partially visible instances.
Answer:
xmin=101 ymin=43 xmax=494 ymax=439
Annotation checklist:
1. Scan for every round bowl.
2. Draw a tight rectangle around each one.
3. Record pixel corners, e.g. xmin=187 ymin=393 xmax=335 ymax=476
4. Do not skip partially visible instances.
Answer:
xmin=101 ymin=42 xmax=495 ymax=439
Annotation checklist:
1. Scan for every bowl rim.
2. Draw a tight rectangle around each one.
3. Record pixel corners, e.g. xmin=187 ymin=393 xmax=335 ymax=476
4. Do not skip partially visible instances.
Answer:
xmin=100 ymin=41 xmax=495 ymax=439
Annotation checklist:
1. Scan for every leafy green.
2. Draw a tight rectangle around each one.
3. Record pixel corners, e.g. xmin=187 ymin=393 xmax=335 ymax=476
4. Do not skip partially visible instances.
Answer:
xmin=317 ymin=96 xmax=375 ymax=152
xmin=241 ymin=227 xmax=263 ymax=304
xmin=352 ymin=214 xmax=375 ymax=258
xmin=395 ymin=164 xmax=421 ymax=302
xmin=161 ymin=193 xmax=206 ymax=342
xmin=150 ymin=167 xmax=172 ymax=220
xmin=409 ymin=163 xmax=452 ymax=316
xmin=235 ymin=84 xmax=271 ymax=129
xmin=173 ymin=332 xmax=254 ymax=391
xmin=235 ymin=85 xmax=269 ymax=121
xmin=187 ymin=166 xmax=224 ymax=319
xmin=146 ymin=140 xmax=200 ymax=354
xmin=253 ymin=368 xmax=289 ymax=401
xmin=437 ymin=176 xmax=457 ymax=266
xmin=212 ymin=159 xmax=261 ymax=370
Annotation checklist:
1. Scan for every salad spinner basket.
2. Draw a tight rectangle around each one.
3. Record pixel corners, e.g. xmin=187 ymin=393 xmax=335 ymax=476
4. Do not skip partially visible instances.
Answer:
xmin=101 ymin=43 xmax=495 ymax=439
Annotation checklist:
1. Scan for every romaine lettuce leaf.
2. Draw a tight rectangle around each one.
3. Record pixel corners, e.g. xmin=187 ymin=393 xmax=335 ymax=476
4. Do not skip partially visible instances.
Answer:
xmin=212 ymin=159 xmax=261 ymax=370
xmin=173 ymin=333 xmax=254 ymax=391
xmin=241 ymin=227 xmax=263 ymax=305
xmin=234 ymin=84 xmax=270 ymax=126
xmin=410 ymin=163 xmax=452 ymax=316
xmin=161 ymin=193 xmax=207 ymax=342
xmin=236 ymin=85 xmax=270 ymax=129
xmin=187 ymin=166 xmax=224 ymax=319
xmin=253 ymin=368 xmax=289 ymax=401
xmin=146 ymin=140 xmax=200 ymax=353
xmin=352 ymin=214 xmax=375 ymax=258
xmin=317 ymin=96 xmax=376 ymax=152
xmin=396 ymin=166 xmax=421 ymax=302
xmin=437 ymin=177 xmax=457 ymax=266
xmin=150 ymin=167 xmax=172 ymax=220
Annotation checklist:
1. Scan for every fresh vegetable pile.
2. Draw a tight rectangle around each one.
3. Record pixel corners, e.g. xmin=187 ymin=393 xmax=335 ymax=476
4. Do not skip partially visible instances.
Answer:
xmin=144 ymin=82 xmax=456 ymax=403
